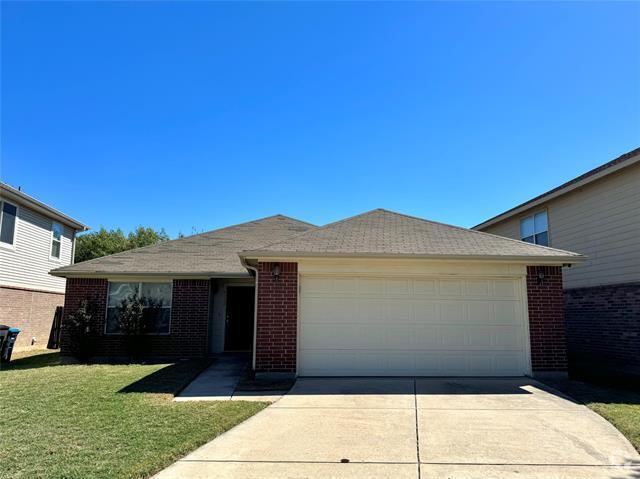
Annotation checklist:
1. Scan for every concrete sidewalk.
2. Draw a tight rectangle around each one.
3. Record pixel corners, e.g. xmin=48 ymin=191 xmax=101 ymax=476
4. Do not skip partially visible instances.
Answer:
xmin=159 ymin=378 xmax=640 ymax=478
xmin=174 ymin=355 xmax=248 ymax=401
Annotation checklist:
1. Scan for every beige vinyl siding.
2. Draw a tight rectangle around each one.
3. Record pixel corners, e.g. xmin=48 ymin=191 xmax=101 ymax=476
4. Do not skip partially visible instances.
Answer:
xmin=480 ymin=162 xmax=640 ymax=289
xmin=0 ymin=203 xmax=74 ymax=293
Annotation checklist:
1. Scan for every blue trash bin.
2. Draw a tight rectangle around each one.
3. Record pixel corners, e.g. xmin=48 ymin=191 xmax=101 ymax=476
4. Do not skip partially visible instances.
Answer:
xmin=1 ymin=327 xmax=20 ymax=363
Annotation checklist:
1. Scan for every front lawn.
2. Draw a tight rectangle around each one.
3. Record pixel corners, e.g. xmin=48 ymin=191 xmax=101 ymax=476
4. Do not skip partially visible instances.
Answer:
xmin=543 ymin=378 xmax=640 ymax=452
xmin=0 ymin=350 xmax=268 ymax=479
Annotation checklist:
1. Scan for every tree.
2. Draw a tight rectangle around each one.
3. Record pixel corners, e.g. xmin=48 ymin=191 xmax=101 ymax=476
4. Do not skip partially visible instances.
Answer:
xmin=74 ymin=226 xmax=170 ymax=263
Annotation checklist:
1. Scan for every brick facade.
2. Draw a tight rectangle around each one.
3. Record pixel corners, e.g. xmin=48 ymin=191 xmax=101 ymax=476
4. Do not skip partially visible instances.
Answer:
xmin=0 ymin=285 xmax=65 ymax=350
xmin=254 ymin=262 xmax=298 ymax=374
xmin=61 ymin=278 xmax=210 ymax=358
xmin=565 ymin=282 xmax=640 ymax=378
xmin=60 ymin=265 xmax=572 ymax=375
xmin=526 ymin=266 xmax=568 ymax=373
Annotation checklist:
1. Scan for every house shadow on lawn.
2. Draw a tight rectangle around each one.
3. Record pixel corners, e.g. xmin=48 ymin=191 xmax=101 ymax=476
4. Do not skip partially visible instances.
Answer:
xmin=118 ymin=359 xmax=213 ymax=396
xmin=1 ymin=351 xmax=71 ymax=371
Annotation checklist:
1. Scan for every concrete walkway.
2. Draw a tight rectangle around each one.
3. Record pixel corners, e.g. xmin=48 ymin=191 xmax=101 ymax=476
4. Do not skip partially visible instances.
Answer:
xmin=159 ymin=378 xmax=640 ymax=478
xmin=174 ymin=355 xmax=248 ymax=401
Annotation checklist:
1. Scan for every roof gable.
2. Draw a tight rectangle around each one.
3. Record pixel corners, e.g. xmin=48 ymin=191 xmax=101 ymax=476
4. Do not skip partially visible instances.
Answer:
xmin=474 ymin=147 xmax=640 ymax=230
xmin=241 ymin=209 xmax=583 ymax=262
xmin=1 ymin=182 xmax=88 ymax=231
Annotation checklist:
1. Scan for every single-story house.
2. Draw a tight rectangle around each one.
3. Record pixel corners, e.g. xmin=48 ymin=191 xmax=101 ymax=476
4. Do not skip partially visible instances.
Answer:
xmin=51 ymin=209 xmax=583 ymax=378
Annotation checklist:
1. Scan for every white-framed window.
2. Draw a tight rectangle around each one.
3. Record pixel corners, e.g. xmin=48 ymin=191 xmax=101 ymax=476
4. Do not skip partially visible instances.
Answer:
xmin=0 ymin=200 xmax=18 ymax=247
xmin=51 ymin=222 xmax=62 ymax=259
xmin=105 ymin=282 xmax=172 ymax=335
xmin=520 ymin=210 xmax=549 ymax=246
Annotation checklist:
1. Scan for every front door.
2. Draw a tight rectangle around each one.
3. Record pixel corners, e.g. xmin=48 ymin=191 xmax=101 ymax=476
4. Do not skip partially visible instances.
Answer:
xmin=224 ymin=286 xmax=255 ymax=351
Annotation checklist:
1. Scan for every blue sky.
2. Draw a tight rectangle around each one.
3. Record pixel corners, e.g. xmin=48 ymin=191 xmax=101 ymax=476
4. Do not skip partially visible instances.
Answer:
xmin=2 ymin=1 xmax=639 ymax=237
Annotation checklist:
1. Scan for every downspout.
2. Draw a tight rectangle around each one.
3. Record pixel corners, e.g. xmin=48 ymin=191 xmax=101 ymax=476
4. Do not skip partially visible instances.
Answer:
xmin=70 ymin=230 xmax=77 ymax=264
xmin=240 ymin=256 xmax=259 ymax=371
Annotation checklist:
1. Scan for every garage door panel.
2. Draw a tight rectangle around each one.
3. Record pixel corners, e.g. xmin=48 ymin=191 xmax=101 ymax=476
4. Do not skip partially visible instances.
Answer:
xmin=440 ymin=302 xmax=465 ymax=321
xmin=493 ymin=326 xmax=522 ymax=346
xmin=357 ymin=301 xmax=387 ymax=321
xmin=465 ymin=279 xmax=491 ymax=296
xmin=299 ymin=275 xmax=529 ymax=377
xmin=412 ymin=325 xmax=441 ymax=347
xmin=299 ymin=350 xmax=525 ymax=377
xmin=494 ymin=302 xmax=520 ymax=323
xmin=494 ymin=280 xmax=518 ymax=298
xmin=439 ymin=279 xmax=463 ymax=296
xmin=414 ymin=302 xmax=439 ymax=321
xmin=414 ymin=279 xmax=437 ymax=295
xmin=358 ymin=278 xmax=385 ymax=295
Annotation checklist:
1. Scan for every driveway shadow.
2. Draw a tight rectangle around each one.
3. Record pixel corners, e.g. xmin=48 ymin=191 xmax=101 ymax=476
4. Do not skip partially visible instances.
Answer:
xmin=289 ymin=377 xmax=565 ymax=397
xmin=541 ymin=377 xmax=640 ymax=406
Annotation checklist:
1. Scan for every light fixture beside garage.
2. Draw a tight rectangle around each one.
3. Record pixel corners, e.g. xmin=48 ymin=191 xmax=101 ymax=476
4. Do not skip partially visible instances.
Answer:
xmin=271 ymin=263 xmax=281 ymax=280
xmin=537 ymin=270 xmax=545 ymax=284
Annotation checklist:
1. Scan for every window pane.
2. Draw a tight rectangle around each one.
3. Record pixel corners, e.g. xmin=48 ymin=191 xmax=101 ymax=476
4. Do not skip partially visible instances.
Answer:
xmin=534 ymin=211 xmax=548 ymax=234
xmin=105 ymin=308 xmax=122 ymax=334
xmin=520 ymin=216 xmax=534 ymax=239
xmin=144 ymin=308 xmax=170 ymax=334
xmin=107 ymin=282 xmax=139 ymax=307
xmin=51 ymin=240 xmax=61 ymax=258
xmin=522 ymin=235 xmax=535 ymax=244
xmin=0 ymin=202 xmax=17 ymax=245
xmin=52 ymin=223 xmax=62 ymax=241
xmin=535 ymin=231 xmax=549 ymax=246
xmin=141 ymin=283 xmax=172 ymax=307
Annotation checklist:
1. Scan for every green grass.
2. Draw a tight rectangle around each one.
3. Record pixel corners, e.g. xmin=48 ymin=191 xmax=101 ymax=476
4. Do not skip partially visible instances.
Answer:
xmin=543 ymin=378 xmax=640 ymax=452
xmin=0 ymin=350 xmax=268 ymax=479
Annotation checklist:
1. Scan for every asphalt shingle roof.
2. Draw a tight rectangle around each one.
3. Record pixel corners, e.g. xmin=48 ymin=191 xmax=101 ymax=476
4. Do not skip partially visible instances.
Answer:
xmin=51 ymin=215 xmax=315 ymax=277
xmin=52 ymin=209 xmax=583 ymax=278
xmin=241 ymin=209 xmax=583 ymax=261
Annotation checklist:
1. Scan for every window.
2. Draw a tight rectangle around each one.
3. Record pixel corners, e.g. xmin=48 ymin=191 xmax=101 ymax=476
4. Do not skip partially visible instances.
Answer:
xmin=51 ymin=222 xmax=62 ymax=259
xmin=105 ymin=282 xmax=172 ymax=334
xmin=0 ymin=200 xmax=17 ymax=246
xmin=520 ymin=211 xmax=549 ymax=246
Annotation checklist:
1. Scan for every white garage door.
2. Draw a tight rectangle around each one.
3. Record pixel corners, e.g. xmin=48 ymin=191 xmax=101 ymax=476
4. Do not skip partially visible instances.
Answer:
xmin=298 ymin=275 xmax=529 ymax=376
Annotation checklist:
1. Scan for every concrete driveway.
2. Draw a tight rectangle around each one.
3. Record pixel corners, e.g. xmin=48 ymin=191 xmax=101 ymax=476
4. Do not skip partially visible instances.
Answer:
xmin=155 ymin=378 xmax=640 ymax=478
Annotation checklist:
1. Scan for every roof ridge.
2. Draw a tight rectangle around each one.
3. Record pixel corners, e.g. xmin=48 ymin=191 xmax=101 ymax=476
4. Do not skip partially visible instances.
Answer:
xmin=56 ymin=214 xmax=315 ymax=270
xmin=239 ymin=208 xmax=384 ymax=253
xmin=242 ymin=207 xmax=581 ymax=258
xmin=376 ymin=208 xmax=581 ymax=256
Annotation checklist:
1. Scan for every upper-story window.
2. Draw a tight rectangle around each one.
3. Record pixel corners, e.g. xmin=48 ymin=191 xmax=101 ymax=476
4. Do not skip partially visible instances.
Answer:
xmin=520 ymin=210 xmax=549 ymax=246
xmin=0 ymin=200 xmax=17 ymax=246
xmin=51 ymin=222 xmax=62 ymax=259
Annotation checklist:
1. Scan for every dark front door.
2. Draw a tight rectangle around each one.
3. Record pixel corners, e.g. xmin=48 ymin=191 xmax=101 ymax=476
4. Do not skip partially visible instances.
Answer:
xmin=224 ymin=286 xmax=255 ymax=351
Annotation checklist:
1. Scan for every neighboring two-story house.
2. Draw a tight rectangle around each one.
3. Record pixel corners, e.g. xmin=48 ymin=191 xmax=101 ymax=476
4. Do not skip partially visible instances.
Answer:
xmin=0 ymin=182 xmax=88 ymax=350
xmin=474 ymin=147 xmax=640 ymax=378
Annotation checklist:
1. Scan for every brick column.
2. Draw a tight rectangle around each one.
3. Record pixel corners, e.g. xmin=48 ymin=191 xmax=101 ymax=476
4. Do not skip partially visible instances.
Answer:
xmin=526 ymin=266 xmax=567 ymax=374
xmin=254 ymin=262 xmax=298 ymax=375
xmin=169 ymin=279 xmax=210 ymax=357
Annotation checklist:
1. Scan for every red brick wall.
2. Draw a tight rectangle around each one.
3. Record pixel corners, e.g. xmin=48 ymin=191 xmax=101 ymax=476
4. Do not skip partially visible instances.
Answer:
xmin=526 ymin=266 xmax=567 ymax=372
xmin=254 ymin=262 xmax=297 ymax=373
xmin=565 ymin=282 xmax=640 ymax=378
xmin=61 ymin=278 xmax=210 ymax=358
xmin=0 ymin=285 xmax=65 ymax=350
